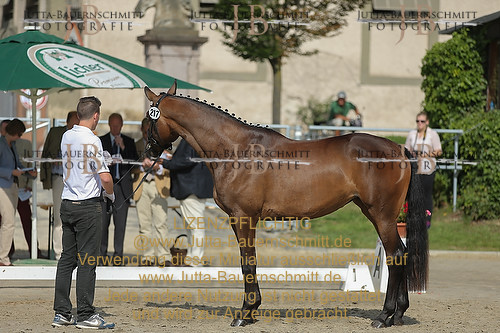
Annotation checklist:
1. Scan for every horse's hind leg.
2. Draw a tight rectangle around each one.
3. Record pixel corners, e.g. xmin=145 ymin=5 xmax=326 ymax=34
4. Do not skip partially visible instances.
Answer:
xmin=373 ymin=225 xmax=408 ymax=327
xmin=229 ymin=215 xmax=262 ymax=327
xmin=354 ymin=198 xmax=408 ymax=328
xmin=391 ymin=259 xmax=409 ymax=326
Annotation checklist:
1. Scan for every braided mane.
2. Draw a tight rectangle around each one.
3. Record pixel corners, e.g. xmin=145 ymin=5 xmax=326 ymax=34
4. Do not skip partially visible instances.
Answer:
xmin=174 ymin=94 xmax=271 ymax=130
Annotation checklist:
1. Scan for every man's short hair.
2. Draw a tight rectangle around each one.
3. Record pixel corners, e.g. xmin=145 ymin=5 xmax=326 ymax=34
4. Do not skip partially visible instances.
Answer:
xmin=109 ymin=113 xmax=123 ymax=124
xmin=5 ymin=118 xmax=26 ymax=136
xmin=1 ymin=119 xmax=11 ymax=136
xmin=77 ymin=96 xmax=101 ymax=120
xmin=66 ymin=111 xmax=77 ymax=123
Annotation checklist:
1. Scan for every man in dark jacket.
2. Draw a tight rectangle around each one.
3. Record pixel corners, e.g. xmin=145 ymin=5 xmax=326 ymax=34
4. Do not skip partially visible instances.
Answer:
xmin=161 ymin=139 xmax=213 ymax=266
xmin=99 ymin=113 xmax=138 ymax=264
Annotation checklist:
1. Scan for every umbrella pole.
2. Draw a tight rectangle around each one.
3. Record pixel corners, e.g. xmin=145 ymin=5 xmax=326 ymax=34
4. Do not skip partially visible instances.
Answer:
xmin=30 ymin=92 xmax=38 ymax=260
xmin=18 ymin=88 xmax=57 ymax=260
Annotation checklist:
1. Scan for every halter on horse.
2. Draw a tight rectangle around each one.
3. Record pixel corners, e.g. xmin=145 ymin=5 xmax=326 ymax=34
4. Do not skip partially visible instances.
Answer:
xmin=144 ymin=82 xmax=428 ymax=328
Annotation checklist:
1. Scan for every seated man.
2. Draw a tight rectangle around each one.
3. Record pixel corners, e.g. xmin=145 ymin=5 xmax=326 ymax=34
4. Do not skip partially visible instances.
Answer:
xmin=328 ymin=91 xmax=361 ymax=136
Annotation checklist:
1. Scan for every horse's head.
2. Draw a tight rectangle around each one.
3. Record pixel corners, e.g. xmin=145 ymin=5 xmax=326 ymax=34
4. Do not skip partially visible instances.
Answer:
xmin=144 ymin=81 xmax=180 ymax=157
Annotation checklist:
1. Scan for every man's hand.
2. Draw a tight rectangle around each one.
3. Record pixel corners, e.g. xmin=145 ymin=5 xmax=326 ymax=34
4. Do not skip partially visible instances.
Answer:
xmin=143 ymin=157 xmax=160 ymax=171
xmin=103 ymin=190 xmax=115 ymax=203
xmin=28 ymin=169 xmax=37 ymax=178
xmin=12 ymin=169 xmax=23 ymax=177
xmin=114 ymin=135 xmax=125 ymax=150
xmin=103 ymin=190 xmax=115 ymax=215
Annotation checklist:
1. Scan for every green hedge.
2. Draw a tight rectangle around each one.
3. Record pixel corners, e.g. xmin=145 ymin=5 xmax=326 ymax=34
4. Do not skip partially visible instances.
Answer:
xmin=420 ymin=28 xmax=499 ymax=220
xmin=456 ymin=110 xmax=500 ymax=220
xmin=421 ymin=28 xmax=487 ymax=127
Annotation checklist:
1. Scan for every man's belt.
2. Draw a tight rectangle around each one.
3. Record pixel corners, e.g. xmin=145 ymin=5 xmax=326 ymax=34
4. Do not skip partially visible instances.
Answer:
xmin=62 ymin=197 xmax=101 ymax=203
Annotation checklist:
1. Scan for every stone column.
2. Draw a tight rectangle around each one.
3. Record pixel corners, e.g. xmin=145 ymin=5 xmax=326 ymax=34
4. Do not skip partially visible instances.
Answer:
xmin=138 ymin=28 xmax=208 ymax=97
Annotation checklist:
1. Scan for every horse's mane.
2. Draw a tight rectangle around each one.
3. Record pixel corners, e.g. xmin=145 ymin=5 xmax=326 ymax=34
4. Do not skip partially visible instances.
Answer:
xmin=173 ymin=94 xmax=277 ymax=133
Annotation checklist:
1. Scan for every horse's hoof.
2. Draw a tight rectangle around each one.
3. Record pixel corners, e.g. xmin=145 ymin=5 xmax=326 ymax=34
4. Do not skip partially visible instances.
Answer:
xmin=391 ymin=316 xmax=404 ymax=326
xmin=230 ymin=319 xmax=247 ymax=327
xmin=371 ymin=319 xmax=387 ymax=328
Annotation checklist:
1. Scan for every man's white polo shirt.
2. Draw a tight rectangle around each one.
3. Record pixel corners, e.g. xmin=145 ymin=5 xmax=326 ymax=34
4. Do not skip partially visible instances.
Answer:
xmin=61 ymin=125 xmax=109 ymax=200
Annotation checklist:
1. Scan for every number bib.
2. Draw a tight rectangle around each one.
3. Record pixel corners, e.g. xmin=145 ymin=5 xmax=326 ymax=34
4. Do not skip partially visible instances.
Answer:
xmin=148 ymin=106 xmax=160 ymax=120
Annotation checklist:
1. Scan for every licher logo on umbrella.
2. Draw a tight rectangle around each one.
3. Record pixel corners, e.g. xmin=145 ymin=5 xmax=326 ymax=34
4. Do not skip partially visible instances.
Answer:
xmin=27 ymin=44 xmax=145 ymax=88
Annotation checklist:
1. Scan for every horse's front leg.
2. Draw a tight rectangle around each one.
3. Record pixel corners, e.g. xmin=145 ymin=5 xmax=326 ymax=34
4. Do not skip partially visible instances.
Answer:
xmin=230 ymin=216 xmax=261 ymax=327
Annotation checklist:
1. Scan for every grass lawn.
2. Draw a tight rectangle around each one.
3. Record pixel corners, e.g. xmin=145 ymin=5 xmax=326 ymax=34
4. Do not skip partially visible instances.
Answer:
xmin=298 ymin=202 xmax=500 ymax=251
xmin=384 ymin=135 xmax=406 ymax=145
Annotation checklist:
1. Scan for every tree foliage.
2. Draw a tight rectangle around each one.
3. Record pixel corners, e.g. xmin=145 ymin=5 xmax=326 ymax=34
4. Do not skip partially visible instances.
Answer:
xmin=214 ymin=0 xmax=366 ymax=123
xmin=296 ymin=95 xmax=331 ymax=125
xmin=421 ymin=28 xmax=499 ymax=220
xmin=455 ymin=110 xmax=500 ymax=220
xmin=421 ymin=28 xmax=487 ymax=128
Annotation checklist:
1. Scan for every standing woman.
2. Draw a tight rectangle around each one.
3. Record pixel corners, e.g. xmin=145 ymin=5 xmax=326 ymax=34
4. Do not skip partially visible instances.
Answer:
xmin=405 ymin=111 xmax=442 ymax=228
xmin=0 ymin=119 xmax=37 ymax=266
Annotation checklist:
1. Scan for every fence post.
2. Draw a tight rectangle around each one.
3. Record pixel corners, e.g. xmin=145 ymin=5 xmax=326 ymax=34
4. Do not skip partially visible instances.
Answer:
xmin=453 ymin=134 xmax=459 ymax=212
xmin=294 ymin=125 xmax=302 ymax=140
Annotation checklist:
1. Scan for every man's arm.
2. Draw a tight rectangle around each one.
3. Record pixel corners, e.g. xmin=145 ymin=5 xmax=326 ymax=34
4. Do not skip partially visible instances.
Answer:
xmin=41 ymin=128 xmax=56 ymax=158
xmin=95 ymin=137 xmax=114 ymax=197
xmin=162 ymin=142 xmax=196 ymax=171
xmin=349 ymin=102 xmax=360 ymax=117
xmin=100 ymin=172 xmax=114 ymax=195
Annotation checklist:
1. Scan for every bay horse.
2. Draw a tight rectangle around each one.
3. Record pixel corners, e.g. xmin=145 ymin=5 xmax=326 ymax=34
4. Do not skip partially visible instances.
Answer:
xmin=143 ymin=82 xmax=428 ymax=328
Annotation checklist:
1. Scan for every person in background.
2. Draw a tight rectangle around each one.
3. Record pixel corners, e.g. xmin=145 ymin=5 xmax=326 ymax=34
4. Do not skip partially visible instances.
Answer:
xmin=9 ymin=134 xmax=46 ymax=259
xmin=40 ymin=111 xmax=79 ymax=260
xmin=328 ymin=91 xmax=361 ymax=136
xmin=133 ymin=118 xmax=172 ymax=266
xmin=0 ymin=120 xmax=9 ymax=252
xmin=99 ymin=113 xmax=138 ymax=265
xmin=52 ymin=96 xmax=115 ymax=329
xmin=405 ymin=111 xmax=442 ymax=228
xmin=1 ymin=119 xmax=9 ymax=136
xmin=162 ymin=139 xmax=213 ymax=266
xmin=0 ymin=119 xmax=37 ymax=266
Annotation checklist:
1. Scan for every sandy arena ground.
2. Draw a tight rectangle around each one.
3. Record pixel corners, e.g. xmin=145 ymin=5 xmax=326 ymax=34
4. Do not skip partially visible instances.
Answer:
xmin=2 ymin=253 xmax=499 ymax=332
xmin=1 ymin=187 xmax=499 ymax=332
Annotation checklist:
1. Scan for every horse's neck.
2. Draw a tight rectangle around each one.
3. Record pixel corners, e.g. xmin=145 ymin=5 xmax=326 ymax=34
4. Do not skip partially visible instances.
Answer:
xmin=171 ymin=99 xmax=254 ymax=156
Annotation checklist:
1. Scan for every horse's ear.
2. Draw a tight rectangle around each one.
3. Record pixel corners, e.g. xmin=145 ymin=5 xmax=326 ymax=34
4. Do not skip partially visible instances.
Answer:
xmin=144 ymin=86 xmax=157 ymax=102
xmin=167 ymin=80 xmax=177 ymax=95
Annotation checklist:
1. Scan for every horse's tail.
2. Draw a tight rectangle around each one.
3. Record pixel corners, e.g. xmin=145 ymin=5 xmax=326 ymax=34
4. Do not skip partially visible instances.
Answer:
xmin=404 ymin=148 xmax=429 ymax=292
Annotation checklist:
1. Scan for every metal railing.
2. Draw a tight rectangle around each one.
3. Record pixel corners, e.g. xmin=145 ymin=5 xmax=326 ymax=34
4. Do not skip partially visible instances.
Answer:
xmin=5 ymin=117 xmax=466 ymax=211
xmin=53 ymin=119 xmax=294 ymax=138
xmin=0 ymin=117 xmax=52 ymax=134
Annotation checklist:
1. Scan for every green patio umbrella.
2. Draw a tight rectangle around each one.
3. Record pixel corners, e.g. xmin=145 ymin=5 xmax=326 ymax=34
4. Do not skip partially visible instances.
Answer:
xmin=0 ymin=30 xmax=211 ymax=260
xmin=0 ymin=30 xmax=210 ymax=91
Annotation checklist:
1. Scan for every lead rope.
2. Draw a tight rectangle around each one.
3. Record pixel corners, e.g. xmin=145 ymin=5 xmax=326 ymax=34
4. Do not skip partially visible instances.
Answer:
xmin=109 ymin=92 xmax=170 ymax=212
xmin=111 ymin=144 xmax=163 ymax=211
